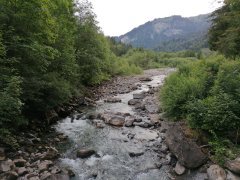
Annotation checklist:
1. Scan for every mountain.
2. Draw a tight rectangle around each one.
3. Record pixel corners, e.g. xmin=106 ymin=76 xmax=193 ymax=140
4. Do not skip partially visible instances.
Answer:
xmin=116 ymin=14 xmax=211 ymax=52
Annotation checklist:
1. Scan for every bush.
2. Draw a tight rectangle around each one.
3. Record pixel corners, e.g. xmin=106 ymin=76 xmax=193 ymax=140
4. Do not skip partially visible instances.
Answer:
xmin=161 ymin=55 xmax=240 ymax=137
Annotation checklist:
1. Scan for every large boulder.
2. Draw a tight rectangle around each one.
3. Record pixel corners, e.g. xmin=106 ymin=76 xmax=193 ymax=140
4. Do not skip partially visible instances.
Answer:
xmin=225 ymin=158 xmax=240 ymax=175
xmin=77 ymin=149 xmax=96 ymax=158
xmin=207 ymin=165 xmax=226 ymax=180
xmin=108 ymin=116 xmax=125 ymax=127
xmin=166 ymin=124 xmax=207 ymax=169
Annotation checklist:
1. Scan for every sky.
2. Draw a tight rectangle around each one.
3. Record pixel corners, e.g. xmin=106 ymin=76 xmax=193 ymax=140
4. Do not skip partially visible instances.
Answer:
xmin=88 ymin=0 xmax=223 ymax=36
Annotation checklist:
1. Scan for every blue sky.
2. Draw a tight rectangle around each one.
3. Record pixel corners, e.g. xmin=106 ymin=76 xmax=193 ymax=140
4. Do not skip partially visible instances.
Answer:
xmin=88 ymin=0 xmax=223 ymax=36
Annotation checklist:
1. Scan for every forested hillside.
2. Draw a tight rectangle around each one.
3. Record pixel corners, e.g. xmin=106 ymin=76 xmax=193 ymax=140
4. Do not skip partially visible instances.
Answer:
xmin=116 ymin=14 xmax=210 ymax=51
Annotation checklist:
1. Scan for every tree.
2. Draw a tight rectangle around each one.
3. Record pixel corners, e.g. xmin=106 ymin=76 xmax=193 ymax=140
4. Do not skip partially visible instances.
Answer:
xmin=209 ymin=0 xmax=240 ymax=58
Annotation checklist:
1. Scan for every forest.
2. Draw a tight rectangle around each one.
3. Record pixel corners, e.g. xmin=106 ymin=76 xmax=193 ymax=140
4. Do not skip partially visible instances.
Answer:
xmin=0 ymin=0 xmax=239 ymax=175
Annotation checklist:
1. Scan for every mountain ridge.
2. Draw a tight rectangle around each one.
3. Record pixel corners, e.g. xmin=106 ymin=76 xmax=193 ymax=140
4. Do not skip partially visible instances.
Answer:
xmin=115 ymin=14 xmax=211 ymax=51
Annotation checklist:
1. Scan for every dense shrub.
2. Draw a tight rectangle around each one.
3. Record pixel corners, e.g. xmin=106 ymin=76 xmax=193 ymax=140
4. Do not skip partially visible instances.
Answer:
xmin=161 ymin=55 xmax=240 ymax=137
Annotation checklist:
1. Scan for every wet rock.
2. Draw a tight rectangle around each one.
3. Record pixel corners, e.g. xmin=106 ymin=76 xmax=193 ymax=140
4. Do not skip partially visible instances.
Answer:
xmin=50 ymin=166 xmax=61 ymax=174
xmin=98 ymin=113 xmax=112 ymax=123
xmin=0 ymin=147 xmax=5 ymax=161
xmin=124 ymin=116 xmax=135 ymax=127
xmin=0 ymin=159 xmax=14 ymax=173
xmin=13 ymin=158 xmax=27 ymax=167
xmin=128 ymin=99 xmax=141 ymax=106
xmin=77 ymin=149 xmax=96 ymax=158
xmin=166 ymin=124 xmax=207 ymax=169
xmin=133 ymin=93 xmax=145 ymax=99
xmin=108 ymin=116 xmax=125 ymax=127
xmin=92 ymin=120 xmax=105 ymax=128
xmin=207 ymin=165 xmax=226 ymax=180
xmin=135 ymin=103 xmax=146 ymax=111
xmin=28 ymin=175 xmax=40 ymax=180
xmin=64 ymin=168 xmax=75 ymax=177
xmin=40 ymin=171 xmax=51 ymax=180
xmin=160 ymin=144 xmax=168 ymax=153
xmin=133 ymin=122 xmax=151 ymax=128
xmin=225 ymin=158 xmax=240 ymax=175
xmin=149 ymin=114 xmax=160 ymax=125
xmin=134 ymin=127 xmax=159 ymax=141
xmin=87 ymin=114 xmax=97 ymax=120
xmin=42 ymin=147 xmax=59 ymax=160
xmin=38 ymin=160 xmax=53 ymax=172
xmin=104 ymin=97 xmax=121 ymax=103
xmin=131 ymin=85 xmax=138 ymax=90
xmin=139 ymin=77 xmax=152 ymax=82
xmin=174 ymin=162 xmax=186 ymax=175
xmin=17 ymin=167 xmax=28 ymax=176
xmin=226 ymin=170 xmax=240 ymax=180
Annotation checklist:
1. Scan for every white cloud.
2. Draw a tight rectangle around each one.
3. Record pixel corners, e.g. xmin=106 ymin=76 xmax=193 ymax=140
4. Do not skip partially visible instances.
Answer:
xmin=88 ymin=0 xmax=223 ymax=36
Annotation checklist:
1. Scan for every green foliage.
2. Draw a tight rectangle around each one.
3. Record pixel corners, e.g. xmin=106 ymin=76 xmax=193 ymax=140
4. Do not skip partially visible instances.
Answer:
xmin=209 ymin=0 xmax=240 ymax=58
xmin=161 ymin=55 xmax=240 ymax=139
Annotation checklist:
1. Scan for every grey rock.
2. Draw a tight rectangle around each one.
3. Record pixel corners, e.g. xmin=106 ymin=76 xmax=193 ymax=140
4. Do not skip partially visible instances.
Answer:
xmin=226 ymin=170 xmax=240 ymax=180
xmin=77 ymin=149 xmax=96 ymax=158
xmin=133 ymin=93 xmax=145 ymax=99
xmin=124 ymin=116 xmax=135 ymax=127
xmin=166 ymin=124 xmax=207 ymax=168
xmin=40 ymin=171 xmax=51 ymax=180
xmin=108 ymin=116 xmax=125 ymax=127
xmin=128 ymin=99 xmax=141 ymax=106
xmin=225 ymin=158 xmax=240 ymax=175
xmin=42 ymin=147 xmax=59 ymax=160
xmin=92 ymin=120 xmax=105 ymax=128
xmin=0 ymin=159 xmax=14 ymax=173
xmin=17 ymin=167 xmax=28 ymax=176
xmin=174 ymin=162 xmax=186 ymax=175
xmin=207 ymin=165 xmax=226 ymax=180
xmin=38 ymin=160 xmax=53 ymax=173
xmin=133 ymin=122 xmax=151 ymax=128
xmin=104 ymin=97 xmax=121 ymax=103
xmin=139 ymin=77 xmax=152 ymax=82
xmin=50 ymin=166 xmax=61 ymax=174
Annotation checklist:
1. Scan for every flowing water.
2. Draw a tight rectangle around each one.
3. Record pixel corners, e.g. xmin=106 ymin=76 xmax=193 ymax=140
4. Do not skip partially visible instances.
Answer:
xmin=54 ymin=71 xmax=173 ymax=180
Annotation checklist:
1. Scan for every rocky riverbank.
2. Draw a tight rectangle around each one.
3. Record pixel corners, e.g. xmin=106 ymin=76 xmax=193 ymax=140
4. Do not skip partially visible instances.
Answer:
xmin=1 ymin=68 xmax=239 ymax=180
